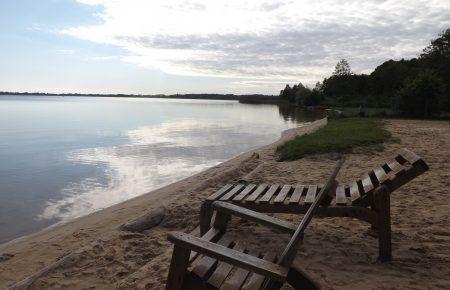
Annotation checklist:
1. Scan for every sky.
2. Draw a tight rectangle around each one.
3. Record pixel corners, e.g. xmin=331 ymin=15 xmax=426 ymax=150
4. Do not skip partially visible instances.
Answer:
xmin=0 ymin=0 xmax=449 ymax=95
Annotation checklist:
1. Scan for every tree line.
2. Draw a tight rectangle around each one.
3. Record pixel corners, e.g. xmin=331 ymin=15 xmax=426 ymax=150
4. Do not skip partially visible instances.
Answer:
xmin=280 ymin=29 xmax=450 ymax=118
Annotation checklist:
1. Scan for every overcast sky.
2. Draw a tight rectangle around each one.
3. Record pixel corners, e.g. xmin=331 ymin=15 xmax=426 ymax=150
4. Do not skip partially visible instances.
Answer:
xmin=1 ymin=0 xmax=449 ymax=94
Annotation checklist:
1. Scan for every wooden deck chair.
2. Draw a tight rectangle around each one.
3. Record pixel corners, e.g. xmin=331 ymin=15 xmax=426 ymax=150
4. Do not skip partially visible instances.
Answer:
xmin=201 ymin=148 xmax=429 ymax=262
xmin=165 ymin=159 xmax=344 ymax=290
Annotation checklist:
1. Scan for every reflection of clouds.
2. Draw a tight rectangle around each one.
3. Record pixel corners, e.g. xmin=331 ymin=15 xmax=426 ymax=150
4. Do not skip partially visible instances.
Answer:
xmin=39 ymin=120 xmax=224 ymax=221
xmin=39 ymin=117 xmax=299 ymax=221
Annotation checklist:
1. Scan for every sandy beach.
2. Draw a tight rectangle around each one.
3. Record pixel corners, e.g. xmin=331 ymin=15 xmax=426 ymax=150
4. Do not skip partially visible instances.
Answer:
xmin=1 ymin=118 xmax=449 ymax=289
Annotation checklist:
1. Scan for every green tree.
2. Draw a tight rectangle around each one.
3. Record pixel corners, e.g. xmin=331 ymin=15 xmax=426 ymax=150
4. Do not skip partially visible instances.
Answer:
xmin=420 ymin=29 xmax=450 ymax=111
xmin=397 ymin=70 xmax=442 ymax=117
xmin=333 ymin=59 xmax=352 ymax=76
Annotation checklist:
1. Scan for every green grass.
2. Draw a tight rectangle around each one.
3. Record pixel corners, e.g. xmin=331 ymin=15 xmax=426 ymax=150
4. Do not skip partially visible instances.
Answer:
xmin=277 ymin=118 xmax=393 ymax=161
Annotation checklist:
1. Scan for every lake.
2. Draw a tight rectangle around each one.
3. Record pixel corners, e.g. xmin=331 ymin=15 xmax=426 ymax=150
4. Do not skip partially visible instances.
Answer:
xmin=0 ymin=96 xmax=319 ymax=243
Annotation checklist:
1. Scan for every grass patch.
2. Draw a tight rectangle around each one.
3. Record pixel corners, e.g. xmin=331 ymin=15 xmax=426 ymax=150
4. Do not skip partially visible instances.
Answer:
xmin=277 ymin=118 xmax=392 ymax=161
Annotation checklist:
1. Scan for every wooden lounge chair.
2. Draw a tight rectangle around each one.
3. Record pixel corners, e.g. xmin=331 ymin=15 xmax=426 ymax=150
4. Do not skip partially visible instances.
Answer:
xmin=201 ymin=148 xmax=429 ymax=262
xmin=165 ymin=160 xmax=344 ymax=290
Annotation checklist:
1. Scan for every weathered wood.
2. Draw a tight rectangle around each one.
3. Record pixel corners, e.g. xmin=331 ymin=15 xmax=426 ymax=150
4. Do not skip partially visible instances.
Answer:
xmin=208 ymin=184 xmax=234 ymax=201
xmin=304 ymin=185 xmax=318 ymax=204
xmin=190 ymin=228 xmax=222 ymax=263
xmin=386 ymin=160 xmax=405 ymax=174
xmin=245 ymin=184 xmax=268 ymax=202
xmin=398 ymin=148 xmax=421 ymax=164
xmin=242 ymin=252 xmax=277 ymax=290
xmin=361 ymin=173 xmax=374 ymax=193
xmin=213 ymin=210 xmax=231 ymax=232
xmin=278 ymin=159 xmax=344 ymax=266
xmin=207 ymin=242 xmax=246 ymax=288
xmin=168 ymin=232 xmax=289 ymax=282
xmin=220 ymin=183 xmax=246 ymax=201
xmin=258 ymin=185 xmax=280 ymax=204
xmin=220 ymin=251 xmax=257 ymax=290
xmin=192 ymin=235 xmax=233 ymax=278
xmin=373 ymin=186 xmax=391 ymax=262
xmin=165 ymin=245 xmax=191 ymax=290
xmin=273 ymin=185 xmax=291 ymax=204
xmin=233 ymin=184 xmax=257 ymax=202
xmin=212 ymin=201 xmax=296 ymax=234
xmin=335 ymin=185 xmax=347 ymax=205
xmin=349 ymin=181 xmax=361 ymax=203
xmin=373 ymin=166 xmax=388 ymax=185
xmin=289 ymin=185 xmax=304 ymax=204
xmin=200 ymin=202 xmax=215 ymax=235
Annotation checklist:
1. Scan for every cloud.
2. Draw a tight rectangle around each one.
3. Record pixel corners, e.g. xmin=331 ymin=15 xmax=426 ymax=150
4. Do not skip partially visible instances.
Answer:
xmin=66 ymin=0 xmax=450 ymax=86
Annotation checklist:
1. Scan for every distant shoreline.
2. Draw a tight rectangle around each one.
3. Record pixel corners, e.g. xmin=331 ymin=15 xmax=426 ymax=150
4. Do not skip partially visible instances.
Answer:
xmin=0 ymin=92 xmax=280 ymax=104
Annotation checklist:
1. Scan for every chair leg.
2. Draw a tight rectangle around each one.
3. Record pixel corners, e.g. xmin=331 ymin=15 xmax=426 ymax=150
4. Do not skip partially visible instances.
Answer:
xmin=373 ymin=186 xmax=392 ymax=262
xmin=200 ymin=202 xmax=213 ymax=236
xmin=165 ymin=245 xmax=191 ymax=290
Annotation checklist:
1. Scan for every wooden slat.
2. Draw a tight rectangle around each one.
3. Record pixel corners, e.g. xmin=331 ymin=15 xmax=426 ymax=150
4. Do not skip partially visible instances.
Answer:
xmin=349 ymin=181 xmax=361 ymax=202
xmin=335 ymin=185 xmax=347 ymax=205
xmin=219 ymin=183 xmax=245 ymax=201
xmin=192 ymin=235 xmax=233 ymax=278
xmin=304 ymin=185 xmax=318 ymax=204
xmin=386 ymin=160 xmax=405 ymax=174
xmin=361 ymin=173 xmax=374 ymax=194
xmin=169 ymin=232 xmax=288 ymax=282
xmin=212 ymin=201 xmax=296 ymax=234
xmin=273 ymin=185 xmax=291 ymax=204
xmin=258 ymin=185 xmax=279 ymax=204
xmin=190 ymin=228 xmax=222 ymax=263
xmin=219 ymin=251 xmax=257 ymax=290
xmin=373 ymin=166 xmax=388 ymax=185
xmin=245 ymin=184 xmax=268 ymax=202
xmin=232 ymin=184 xmax=257 ymax=202
xmin=398 ymin=148 xmax=421 ymax=164
xmin=242 ymin=252 xmax=277 ymax=290
xmin=207 ymin=184 xmax=234 ymax=201
xmin=289 ymin=185 xmax=304 ymax=204
xmin=208 ymin=242 xmax=246 ymax=288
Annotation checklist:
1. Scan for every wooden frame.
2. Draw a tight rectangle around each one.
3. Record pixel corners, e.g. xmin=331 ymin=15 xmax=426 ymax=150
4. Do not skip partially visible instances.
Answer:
xmin=201 ymin=148 xmax=429 ymax=262
xmin=165 ymin=160 xmax=344 ymax=290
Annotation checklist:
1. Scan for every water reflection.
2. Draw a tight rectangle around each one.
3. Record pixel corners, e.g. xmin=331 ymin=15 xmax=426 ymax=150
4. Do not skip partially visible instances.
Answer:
xmin=0 ymin=96 xmax=321 ymax=242
xmin=38 ymin=118 xmax=306 ymax=221
xmin=278 ymin=103 xmax=326 ymax=123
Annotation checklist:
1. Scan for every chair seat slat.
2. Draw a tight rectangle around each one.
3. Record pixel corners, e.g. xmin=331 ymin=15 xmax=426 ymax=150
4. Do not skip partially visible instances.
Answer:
xmin=241 ymin=252 xmax=277 ymax=290
xmin=273 ymin=185 xmax=291 ymax=204
xmin=220 ymin=184 xmax=246 ymax=201
xmin=192 ymin=235 xmax=233 ymax=278
xmin=208 ymin=242 xmax=246 ymax=288
xmin=208 ymin=184 xmax=234 ymax=201
xmin=258 ymin=185 xmax=279 ymax=204
xmin=335 ymin=185 xmax=347 ymax=205
xmin=289 ymin=185 xmax=304 ymax=204
xmin=245 ymin=184 xmax=268 ymax=202
xmin=361 ymin=173 xmax=374 ymax=194
xmin=373 ymin=166 xmax=388 ymax=185
xmin=349 ymin=181 xmax=361 ymax=203
xmin=304 ymin=185 xmax=318 ymax=204
xmin=233 ymin=184 xmax=257 ymax=202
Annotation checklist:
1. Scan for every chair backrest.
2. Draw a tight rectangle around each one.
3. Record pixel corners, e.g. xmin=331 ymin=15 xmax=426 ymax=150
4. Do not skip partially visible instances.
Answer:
xmin=278 ymin=159 xmax=344 ymax=267
xmin=351 ymin=148 xmax=429 ymax=206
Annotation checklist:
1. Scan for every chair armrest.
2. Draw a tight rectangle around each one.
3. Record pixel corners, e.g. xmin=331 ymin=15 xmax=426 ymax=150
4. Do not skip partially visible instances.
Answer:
xmin=168 ymin=231 xmax=288 ymax=282
xmin=212 ymin=201 xmax=296 ymax=234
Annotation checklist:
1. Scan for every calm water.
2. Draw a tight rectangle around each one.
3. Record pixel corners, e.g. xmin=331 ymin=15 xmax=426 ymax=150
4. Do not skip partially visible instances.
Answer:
xmin=0 ymin=96 xmax=319 ymax=243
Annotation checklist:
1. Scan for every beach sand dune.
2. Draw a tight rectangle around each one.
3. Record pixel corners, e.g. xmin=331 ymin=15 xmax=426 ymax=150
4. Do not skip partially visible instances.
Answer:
xmin=1 ymin=119 xmax=450 ymax=289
